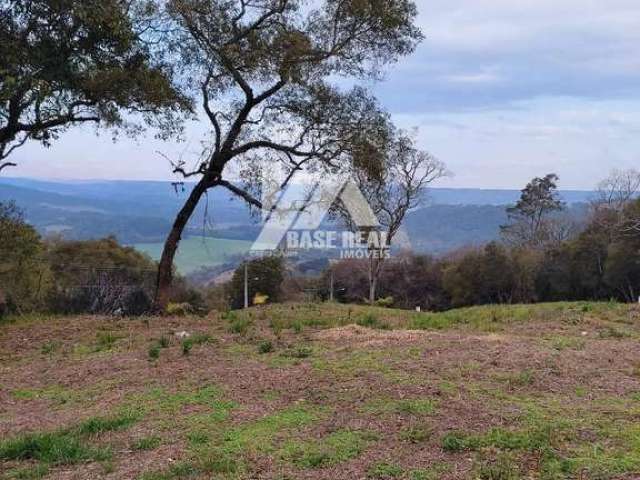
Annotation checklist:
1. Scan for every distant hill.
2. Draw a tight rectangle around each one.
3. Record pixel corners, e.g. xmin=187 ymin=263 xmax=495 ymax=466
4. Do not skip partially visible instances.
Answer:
xmin=0 ymin=177 xmax=594 ymax=255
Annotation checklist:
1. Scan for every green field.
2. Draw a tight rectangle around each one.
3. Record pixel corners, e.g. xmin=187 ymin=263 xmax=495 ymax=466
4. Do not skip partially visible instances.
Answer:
xmin=134 ymin=236 xmax=252 ymax=274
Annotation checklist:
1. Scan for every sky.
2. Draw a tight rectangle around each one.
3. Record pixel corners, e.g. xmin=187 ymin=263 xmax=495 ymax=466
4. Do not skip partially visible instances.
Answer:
xmin=8 ymin=0 xmax=640 ymax=189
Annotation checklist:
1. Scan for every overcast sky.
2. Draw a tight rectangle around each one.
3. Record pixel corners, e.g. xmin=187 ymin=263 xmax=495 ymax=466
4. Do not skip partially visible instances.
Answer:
xmin=9 ymin=0 xmax=640 ymax=189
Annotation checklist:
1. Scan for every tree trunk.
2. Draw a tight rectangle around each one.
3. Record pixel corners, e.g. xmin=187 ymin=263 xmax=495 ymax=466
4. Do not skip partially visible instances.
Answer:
xmin=154 ymin=179 xmax=209 ymax=310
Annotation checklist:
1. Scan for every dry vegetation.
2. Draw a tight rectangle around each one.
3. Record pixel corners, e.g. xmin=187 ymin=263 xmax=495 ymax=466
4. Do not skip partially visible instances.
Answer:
xmin=1 ymin=302 xmax=640 ymax=479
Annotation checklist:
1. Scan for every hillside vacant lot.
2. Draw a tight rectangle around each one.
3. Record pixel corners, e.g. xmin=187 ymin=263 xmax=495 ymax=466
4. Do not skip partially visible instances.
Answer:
xmin=1 ymin=302 xmax=639 ymax=479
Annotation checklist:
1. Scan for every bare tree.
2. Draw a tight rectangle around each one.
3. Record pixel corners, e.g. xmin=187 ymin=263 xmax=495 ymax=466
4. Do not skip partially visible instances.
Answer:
xmin=594 ymin=168 xmax=640 ymax=211
xmin=592 ymin=168 xmax=640 ymax=235
xmin=339 ymin=130 xmax=447 ymax=303
xmin=153 ymin=0 xmax=423 ymax=307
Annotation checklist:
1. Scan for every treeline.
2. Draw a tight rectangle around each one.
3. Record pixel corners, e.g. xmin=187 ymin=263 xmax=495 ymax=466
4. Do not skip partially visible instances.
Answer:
xmin=0 ymin=202 xmax=195 ymax=316
xmin=324 ymin=172 xmax=640 ymax=309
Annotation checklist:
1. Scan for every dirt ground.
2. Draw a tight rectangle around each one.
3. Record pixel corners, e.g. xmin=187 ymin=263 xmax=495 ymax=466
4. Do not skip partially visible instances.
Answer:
xmin=1 ymin=302 xmax=639 ymax=480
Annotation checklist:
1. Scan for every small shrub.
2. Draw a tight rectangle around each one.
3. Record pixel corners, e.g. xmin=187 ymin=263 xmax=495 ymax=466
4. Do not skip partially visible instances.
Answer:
xmin=166 ymin=302 xmax=193 ymax=316
xmin=182 ymin=333 xmax=212 ymax=356
xmin=148 ymin=344 xmax=160 ymax=360
xmin=158 ymin=336 xmax=170 ymax=348
xmin=258 ymin=340 xmax=274 ymax=354
xmin=374 ymin=297 xmax=394 ymax=308
xmin=442 ymin=431 xmax=469 ymax=452
xmin=229 ymin=317 xmax=251 ymax=335
xmin=182 ymin=339 xmax=193 ymax=355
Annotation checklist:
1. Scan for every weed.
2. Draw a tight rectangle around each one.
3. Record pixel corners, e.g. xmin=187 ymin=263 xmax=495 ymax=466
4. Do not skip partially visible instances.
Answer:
xmin=281 ymin=345 xmax=313 ymax=359
xmin=550 ymin=336 xmax=586 ymax=351
xmin=441 ymin=431 xmax=468 ymax=452
xmin=0 ymin=431 xmax=108 ymax=465
xmin=181 ymin=333 xmax=211 ymax=355
xmin=504 ymin=369 xmax=535 ymax=389
xmin=258 ymin=340 xmax=274 ymax=354
xmin=598 ymin=326 xmax=629 ymax=339
xmin=159 ymin=336 xmax=170 ymax=348
xmin=292 ymin=321 xmax=303 ymax=333
xmin=399 ymin=426 xmax=431 ymax=443
xmin=363 ymin=398 xmax=437 ymax=416
xmin=40 ymin=341 xmax=59 ymax=355
xmin=76 ymin=411 xmax=140 ymax=435
xmin=132 ymin=436 xmax=162 ymax=451
xmin=283 ymin=429 xmax=378 ymax=468
xmin=357 ymin=313 xmax=389 ymax=329
xmin=367 ymin=462 xmax=404 ymax=479
xmin=4 ymin=464 xmax=50 ymax=479
xmin=138 ymin=462 xmax=198 ymax=480
xmin=148 ymin=344 xmax=161 ymax=360
xmin=229 ymin=317 xmax=251 ymax=335
xmin=476 ymin=453 xmax=521 ymax=480
xmin=94 ymin=331 xmax=120 ymax=351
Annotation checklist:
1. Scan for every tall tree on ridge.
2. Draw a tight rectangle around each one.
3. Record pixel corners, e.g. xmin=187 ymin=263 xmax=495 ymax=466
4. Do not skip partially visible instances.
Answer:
xmin=154 ymin=0 xmax=423 ymax=307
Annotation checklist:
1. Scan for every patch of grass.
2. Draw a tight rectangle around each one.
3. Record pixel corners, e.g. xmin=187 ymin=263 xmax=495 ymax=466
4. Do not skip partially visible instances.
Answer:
xmin=11 ymin=385 xmax=73 ymax=405
xmin=475 ymin=453 xmax=521 ymax=480
xmin=280 ymin=345 xmax=313 ymax=359
xmin=550 ymin=335 xmax=586 ymax=351
xmin=140 ymin=385 xmax=235 ymax=422
xmin=441 ymin=431 xmax=468 ymax=452
xmin=503 ymin=369 xmax=535 ymax=389
xmin=192 ymin=404 xmax=322 ymax=475
xmin=258 ymin=340 xmax=274 ymax=354
xmin=362 ymin=398 xmax=437 ymax=416
xmin=76 ymin=410 xmax=141 ymax=436
xmin=40 ymin=341 xmax=59 ymax=355
xmin=0 ymin=423 xmax=116 ymax=465
xmin=598 ymin=326 xmax=630 ymax=339
xmin=367 ymin=462 xmax=404 ymax=479
xmin=132 ymin=435 xmax=162 ymax=451
xmin=3 ymin=464 xmax=50 ymax=479
xmin=399 ymin=426 xmax=431 ymax=443
xmin=181 ymin=333 xmax=211 ymax=355
xmin=138 ymin=461 xmax=199 ymax=480
xmin=229 ymin=317 xmax=252 ymax=335
xmin=357 ymin=313 xmax=390 ymax=330
xmin=149 ymin=344 xmax=161 ymax=360
xmin=94 ymin=331 xmax=121 ymax=352
xmin=282 ymin=429 xmax=378 ymax=468
xmin=408 ymin=464 xmax=451 ymax=480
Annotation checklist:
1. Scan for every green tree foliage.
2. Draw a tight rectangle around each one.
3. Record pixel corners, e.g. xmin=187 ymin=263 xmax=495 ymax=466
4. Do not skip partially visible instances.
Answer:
xmin=0 ymin=0 xmax=189 ymax=171
xmin=229 ymin=256 xmax=285 ymax=309
xmin=46 ymin=237 xmax=157 ymax=313
xmin=501 ymin=174 xmax=566 ymax=248
xmin=0 ymin=201 xmax=51 ymax=313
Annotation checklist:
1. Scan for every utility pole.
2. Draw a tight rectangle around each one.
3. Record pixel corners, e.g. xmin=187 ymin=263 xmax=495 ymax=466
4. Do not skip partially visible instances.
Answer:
xmin=244 ymin=262 xmax=249 ymax=309
xmin=329 ymin=268 xmax=334 ymax=302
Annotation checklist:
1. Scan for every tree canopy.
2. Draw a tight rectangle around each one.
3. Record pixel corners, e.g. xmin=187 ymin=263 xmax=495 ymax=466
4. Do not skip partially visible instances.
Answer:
xmin=0 ymin=0 xmax=189 ymax=171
